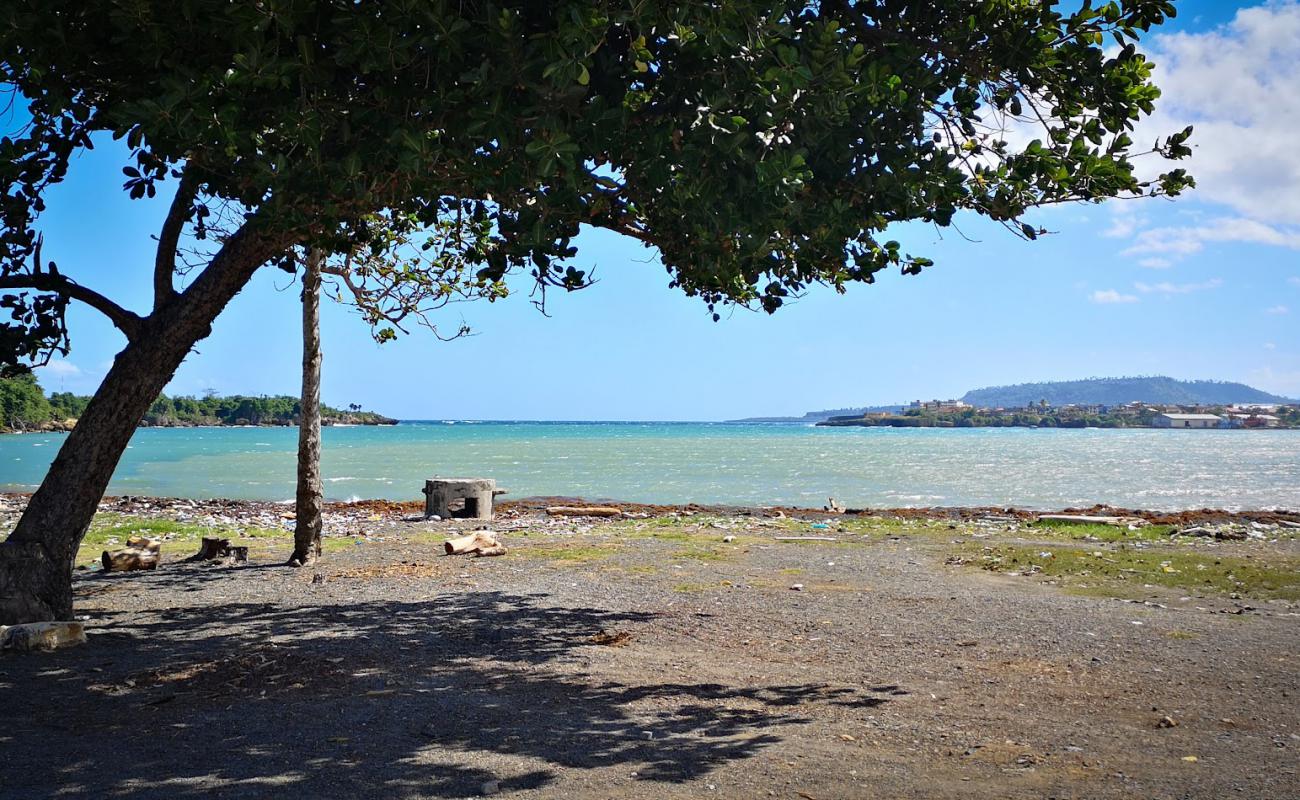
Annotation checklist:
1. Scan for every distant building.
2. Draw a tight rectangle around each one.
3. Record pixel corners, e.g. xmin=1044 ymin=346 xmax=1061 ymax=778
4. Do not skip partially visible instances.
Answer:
xmin=1230 ymin=413 xmax=1280 ymax=429
xmin=1153 ymin=413 xmax=1221 ymax=429
xmin=910 ymin=399 xmax=971 ymax=413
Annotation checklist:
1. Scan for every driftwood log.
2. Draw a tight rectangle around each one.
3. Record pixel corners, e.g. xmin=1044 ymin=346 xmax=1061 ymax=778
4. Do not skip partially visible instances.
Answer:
xmin=545 ymin=506 xmax=623 ymax=518
xmin=444 ymin=532 xmax=507 ymax=557
xmin=191 ymin=537 xmax=249 ymax=562
xmin=101 ymin=536 xmax=161 ymax=572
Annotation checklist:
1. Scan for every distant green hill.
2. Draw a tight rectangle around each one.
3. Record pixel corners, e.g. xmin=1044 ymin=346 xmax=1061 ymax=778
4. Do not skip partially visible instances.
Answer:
xmin=961 ymin=377 xmax=1292 ymax=408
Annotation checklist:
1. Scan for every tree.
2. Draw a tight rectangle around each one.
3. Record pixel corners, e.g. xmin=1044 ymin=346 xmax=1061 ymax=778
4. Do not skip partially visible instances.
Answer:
xmin=289 ymin=249 xmax=324 ymax=567
xmin=0 ymin=0 xmax=1193 ymax=623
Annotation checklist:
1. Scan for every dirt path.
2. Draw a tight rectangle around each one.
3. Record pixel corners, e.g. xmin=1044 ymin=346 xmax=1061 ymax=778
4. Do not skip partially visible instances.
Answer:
xmin=2 ymin=504 xmax=1298 ymax=799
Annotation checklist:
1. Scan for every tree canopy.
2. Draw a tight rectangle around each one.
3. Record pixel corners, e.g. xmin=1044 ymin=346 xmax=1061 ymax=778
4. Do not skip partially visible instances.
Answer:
xmin=1 ymin=0 xmax=1192 ymax=368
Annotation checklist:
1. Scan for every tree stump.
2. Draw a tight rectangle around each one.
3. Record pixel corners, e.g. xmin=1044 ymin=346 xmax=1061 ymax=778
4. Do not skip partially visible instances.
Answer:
xmin=101 ymin=536 xmax=161 ymax=572
xmin=191 ymin=538 xmax=248 ymax=562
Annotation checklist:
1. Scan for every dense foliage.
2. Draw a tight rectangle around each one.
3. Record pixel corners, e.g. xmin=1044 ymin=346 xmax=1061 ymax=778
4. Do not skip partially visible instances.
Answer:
xmin=0 ymin=0 xmax=1194 ymax=369
xmin=0 ymin=376 xmax=391 ymax=430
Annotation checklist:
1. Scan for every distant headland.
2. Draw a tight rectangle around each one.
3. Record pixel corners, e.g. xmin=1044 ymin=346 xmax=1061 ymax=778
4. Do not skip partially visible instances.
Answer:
xmin=730 ymin=376 xmax=1298 ymax=426
xmin=0 ymin=374 xmax=395 ymax=433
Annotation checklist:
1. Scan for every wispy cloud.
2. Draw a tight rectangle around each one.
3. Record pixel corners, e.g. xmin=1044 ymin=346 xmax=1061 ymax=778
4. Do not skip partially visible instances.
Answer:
xmin=1108 ymin=5 xmax=1300 ymax=263
xmin=1289 ymin=277 xmax=1300 ymax=287
xmin=1090 ymin=289 xmax=1139 ymax=305
xmin=37 ymin=359 xmax=81 ymax=378
xmin=1134 ymin=278 xmax=1223 ymax=294
xmin=1266 ymin=305 xmax=1290 ymax=315
xmin=1138 ymin=257 xmax=1174 ymax=269
xmin=1121 ymin=217 xmax=1300 ymax=260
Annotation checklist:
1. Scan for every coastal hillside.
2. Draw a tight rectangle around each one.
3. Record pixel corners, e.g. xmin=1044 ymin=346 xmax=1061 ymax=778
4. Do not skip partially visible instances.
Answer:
xmin=0 ymin=374 xmax=395 ymax=432
xmin=961 ymin=377 xmax=1292 ymax=408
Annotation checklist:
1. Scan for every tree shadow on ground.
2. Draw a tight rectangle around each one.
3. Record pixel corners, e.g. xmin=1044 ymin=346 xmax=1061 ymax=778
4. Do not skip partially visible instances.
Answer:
xmin=3 ymin=588 xmax=894 ymax=799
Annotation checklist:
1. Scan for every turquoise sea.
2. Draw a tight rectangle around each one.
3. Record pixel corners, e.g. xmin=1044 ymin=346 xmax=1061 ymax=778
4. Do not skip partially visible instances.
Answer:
xmin=0 ymin=422 xmax=1297 ymax=510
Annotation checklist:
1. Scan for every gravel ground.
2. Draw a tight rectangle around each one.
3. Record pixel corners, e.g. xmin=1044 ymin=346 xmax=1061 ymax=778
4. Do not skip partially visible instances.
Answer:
xmin=2 ymin=499 xmax=1298 ymax=800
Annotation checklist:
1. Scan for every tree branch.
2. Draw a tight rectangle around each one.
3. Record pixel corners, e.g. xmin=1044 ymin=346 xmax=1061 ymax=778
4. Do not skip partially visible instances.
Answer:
xmin=0 ymin=273 xmax=144 ymax=339
xmin=154 ymin=168 xmax=201 ymax=312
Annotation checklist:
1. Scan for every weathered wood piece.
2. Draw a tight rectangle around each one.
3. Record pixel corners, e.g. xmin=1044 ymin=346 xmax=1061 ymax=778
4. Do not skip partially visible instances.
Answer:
xmin=0 ymin=621 xmax=87 ymax=651
xmin=443 ymin=532 xmax=507 ymax=557
xmin=424 ymin=478 xmax=498 ymax=520
xmin=545 ymin=506 xmax=623 ymax=518
xmin=101 ymin=536 xmax=161 ymax=572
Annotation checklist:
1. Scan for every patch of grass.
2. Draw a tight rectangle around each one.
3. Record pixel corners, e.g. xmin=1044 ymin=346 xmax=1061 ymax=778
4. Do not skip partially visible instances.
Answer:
xmin=671 ymin=546 xmax=728 ymax=562
xmin=958 ymin=542 xmax=1300 ymax=600
xmin=76 ymin=513 xmax=288 ymax=567
xmin=1166 ymin=630 xmax=1199 ymax=640
xmin=780 ymin=567 xmax=805 ymax=575
xmin=672 ymin=583 xmax=709 ymax=593
xmin=1029 ymin=520 xmax=1176 ymax=542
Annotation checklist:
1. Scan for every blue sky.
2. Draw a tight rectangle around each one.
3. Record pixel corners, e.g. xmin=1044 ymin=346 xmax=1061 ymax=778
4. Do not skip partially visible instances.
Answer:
xmin=22 ymin=0 xmax=1300 ymax=420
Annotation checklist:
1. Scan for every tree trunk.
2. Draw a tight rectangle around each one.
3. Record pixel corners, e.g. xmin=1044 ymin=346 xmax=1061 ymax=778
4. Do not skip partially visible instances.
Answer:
xmin=0 ymin=225 xmax=281 ymax=624
xmin=288 ymin=249 xmax=324 ymax=567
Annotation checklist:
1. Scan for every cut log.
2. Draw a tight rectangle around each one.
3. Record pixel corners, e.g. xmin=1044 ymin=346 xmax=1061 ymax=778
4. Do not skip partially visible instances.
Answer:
xmin=444 ymin=531 xmax=506 ymax=556
xmin=101 ymin=537 xmax=161 ymax=572
xmin=545 ymin=506 xmax=623 ymax=518
xmin=0 ymin=621 xmax=87 ymax=651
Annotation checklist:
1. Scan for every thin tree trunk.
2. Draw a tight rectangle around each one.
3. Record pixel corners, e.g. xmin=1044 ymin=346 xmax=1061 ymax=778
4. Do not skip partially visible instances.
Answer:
xmin=0 ymin=225 xmax=281 ymax=624
xmin=288 ymin=249 xmax=324 ymax=567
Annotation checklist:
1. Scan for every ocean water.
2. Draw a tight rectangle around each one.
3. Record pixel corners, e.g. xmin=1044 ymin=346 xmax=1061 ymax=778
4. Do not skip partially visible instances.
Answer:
xmin=0 ymin=422 xmax=1297 ymax=511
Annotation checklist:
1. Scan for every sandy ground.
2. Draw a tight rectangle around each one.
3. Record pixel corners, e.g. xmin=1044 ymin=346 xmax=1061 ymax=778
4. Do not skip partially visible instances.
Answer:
xmin=2 ymin=498 xmax=1299 ymax=799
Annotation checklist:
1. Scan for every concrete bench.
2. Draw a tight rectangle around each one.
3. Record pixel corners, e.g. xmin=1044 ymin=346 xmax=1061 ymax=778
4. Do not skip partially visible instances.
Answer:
xmin=422 ymin=478 xmax=506 ymax=520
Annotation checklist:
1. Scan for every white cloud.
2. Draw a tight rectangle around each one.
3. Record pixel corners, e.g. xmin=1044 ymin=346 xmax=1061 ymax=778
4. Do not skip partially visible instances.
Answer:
xmin=1104 ymin=5 xmax=1300 ymax=263
xmin=1138 ymin=3 xmax=1300 ymax=226
xmin=1103 ymin=207 xmax=1147 ymax=239
xmin=1289 ymin=277 xmax=1300 ymax=287
xmin=1266 ymin=305 xmax=1290 ymax=315
xmin=37 ymin=359 xmax=81 ymax=378
xmin=1138 ymin=257 xmax=1174 ymax=269
xmin=1091 ymin=289 xmax=1138 ymax=304
xmin=1134 ymin=278 xmax=1223 ymax=294
xmin=1121 ymin=217 xmax=1300 ymax=258
xmin=1264 ymin=341 xmax=1277 ymax=350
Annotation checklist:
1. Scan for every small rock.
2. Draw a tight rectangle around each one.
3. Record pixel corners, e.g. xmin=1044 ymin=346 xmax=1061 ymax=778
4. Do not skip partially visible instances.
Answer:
xmin=480 ymin=779 xmax=500 ymax=795
xmin=722 ymin=535 xmax=736 ymax=543
xmin=789 ymin=583 xmax=804 ymax=591
xmin=311 ymin=573 xmax=325 ymax=584
xmin=1158 ymin=715 xmax=1178 ymax=729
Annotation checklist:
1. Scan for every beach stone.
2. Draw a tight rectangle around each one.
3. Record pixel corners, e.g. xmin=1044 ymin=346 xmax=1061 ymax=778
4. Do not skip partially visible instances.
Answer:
xmin=1 ymin=621 xmax=87 ymax=652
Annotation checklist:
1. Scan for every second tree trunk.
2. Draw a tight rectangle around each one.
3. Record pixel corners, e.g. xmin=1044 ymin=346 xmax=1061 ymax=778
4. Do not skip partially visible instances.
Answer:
xmin=289 ymin=249 xmax=324 ymax=566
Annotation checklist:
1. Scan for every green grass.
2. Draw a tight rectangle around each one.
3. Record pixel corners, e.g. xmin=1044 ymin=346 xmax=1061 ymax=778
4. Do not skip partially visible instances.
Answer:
xmin=1028 ymin=519 xmax=1176 ymax=542
xmin=958 ymin=542 xmax=1300 ymax=600
xmin=670 ymin=546 xmax=729 ymax=562
xmin=672 ymin=582 xmax=709 ymax=593
xmin=77 ymin=513 xmax=289 ymax=567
